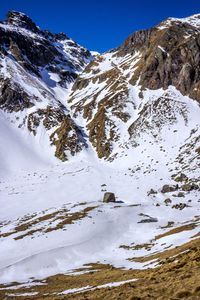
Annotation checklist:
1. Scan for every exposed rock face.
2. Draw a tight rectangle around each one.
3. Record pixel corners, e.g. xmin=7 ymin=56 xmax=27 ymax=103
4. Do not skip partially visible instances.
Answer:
xmin=103 ymin=192 xmax=116 ymax=203
xmin=50 ymin=117 xmax=87 ymax=161
xmin=6 ymin=11 xmax=40 ymax=33
xmin=128 ymin=22 xmax=200 ymax=102
xmin=0 ymin=80 xmax=34 ymax=112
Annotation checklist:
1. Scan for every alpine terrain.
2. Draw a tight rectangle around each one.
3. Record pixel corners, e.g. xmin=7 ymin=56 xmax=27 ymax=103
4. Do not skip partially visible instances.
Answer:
xmin=0 ymin=11 xmax=200 ymax=299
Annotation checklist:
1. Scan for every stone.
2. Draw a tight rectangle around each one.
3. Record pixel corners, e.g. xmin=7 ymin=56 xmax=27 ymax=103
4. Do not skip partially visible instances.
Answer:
xmin=147 ymin=189 xmax=158 ymax=196
xmin=138 ymin=217 xmax=158 ymax=223
xmin=161 ymin=184 xmax=178 ymax=193
xmin=181 ymin=183 xmax=199 ymax=192
xmin=177 ymin=192 xmax=185 ymax=198
xmin=173 ymin=173 xmax=188 ymax=183
xmin=103 ymin=192 xmax=116 ymax=203
xmin=164 ymin=198 xmax=172 ymax=205
xmin=172 ymin=203 xmax=188 ymax=210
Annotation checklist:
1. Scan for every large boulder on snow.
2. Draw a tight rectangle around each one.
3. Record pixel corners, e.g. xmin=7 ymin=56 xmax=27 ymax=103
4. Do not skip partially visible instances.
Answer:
xmin=103 ymin=192 xmax=116 ymax=203
xmin=161 ymin=184 xmax=178 ymax=193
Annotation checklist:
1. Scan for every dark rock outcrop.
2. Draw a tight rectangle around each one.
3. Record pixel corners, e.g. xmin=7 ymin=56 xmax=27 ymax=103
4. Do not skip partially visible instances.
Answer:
xmin=6 ymin=11 xmax=40 ymax=33
xmin=126 ymin=21 xmax=200 ymax=102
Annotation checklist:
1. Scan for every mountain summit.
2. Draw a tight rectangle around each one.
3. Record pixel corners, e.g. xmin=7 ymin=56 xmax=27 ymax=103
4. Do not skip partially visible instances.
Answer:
xmin=5 ymin=11 xmax=40 ymax=32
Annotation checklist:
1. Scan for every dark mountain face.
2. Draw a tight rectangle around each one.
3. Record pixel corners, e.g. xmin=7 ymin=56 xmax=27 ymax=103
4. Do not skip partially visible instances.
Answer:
xmin=122 ymin=20 xmax=200 ymax=102
xmin=6 ymin=11 xmax=40 ymax=33
xmin=0 ymin=11 xmax=91 ymax=76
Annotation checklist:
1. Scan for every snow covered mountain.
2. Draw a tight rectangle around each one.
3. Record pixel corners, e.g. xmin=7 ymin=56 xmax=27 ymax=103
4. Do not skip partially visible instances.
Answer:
xmin=0 ymin=11 xmax=200 ymax=299
xmin=0 ymin=11 xmax=93 ymax=172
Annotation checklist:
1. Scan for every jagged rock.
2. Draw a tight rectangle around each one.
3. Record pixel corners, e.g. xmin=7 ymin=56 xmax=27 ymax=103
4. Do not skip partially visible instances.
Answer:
xmin=103 ymin=192 xmax=116 ymax=203
xmin=127 ymin=20 xmax=200 ymax=102
xmin=161 ymin=184 xmax=179 ymax=193
xmin=6 ymin=11 xmax=40 ymax=33
xmin=0 ymin=80 xmax=34 ymax=112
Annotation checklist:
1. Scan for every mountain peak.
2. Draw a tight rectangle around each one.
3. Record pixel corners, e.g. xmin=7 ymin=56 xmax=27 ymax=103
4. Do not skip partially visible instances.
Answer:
xmin=5 ymin=11 xmax=40 ymax=33
xmin=168 ymin=13 xmax=200 ymax=29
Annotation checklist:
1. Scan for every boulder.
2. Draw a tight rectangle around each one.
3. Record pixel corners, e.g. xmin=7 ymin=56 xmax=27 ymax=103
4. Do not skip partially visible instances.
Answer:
xmin=173 ymin=173 xmax=188 ymax=183
xmin=164 ymin=198 xmax=172 ymax=205
xmin=161 ymin=184 xmax=178 ymax=193
xmin=147 ymin=188 xmax=157 ymax=196
xmin=103 ymin=192 xmax=116 ymax=203
xmin=181 ymin=183 xmax=199 ymax=192
xmin=172 ymin=203 xmax=188 ymax=210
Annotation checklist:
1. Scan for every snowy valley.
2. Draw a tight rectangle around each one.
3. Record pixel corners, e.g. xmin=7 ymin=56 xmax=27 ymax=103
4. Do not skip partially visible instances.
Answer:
xmin=0 ymin=11 xmax=200 ymax=300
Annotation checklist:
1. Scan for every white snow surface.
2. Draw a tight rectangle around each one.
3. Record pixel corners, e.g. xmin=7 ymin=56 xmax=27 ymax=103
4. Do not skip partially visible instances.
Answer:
xmin=157 ymin=13 xmax=200 ymax=30
xmin=59 ymin=279 xmax=137 ymax=295
xmin=0 ymin=103 xmax=200 ymax=284
xmin=0 ymin=60 xmax=200 ymax=283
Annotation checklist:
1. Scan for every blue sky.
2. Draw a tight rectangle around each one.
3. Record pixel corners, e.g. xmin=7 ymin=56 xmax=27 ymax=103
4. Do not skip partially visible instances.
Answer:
xmin=0 ymin=1 xmax=200 ymax=52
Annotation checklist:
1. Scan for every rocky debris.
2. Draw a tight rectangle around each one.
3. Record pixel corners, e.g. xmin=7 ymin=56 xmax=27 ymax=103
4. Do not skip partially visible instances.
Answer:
xmin=147 ymin=189 xmax=158 ymax=196
xmin=70 ymin=63 xmax=129 ymax=159
xmin=181 ymin=182 xmax=199 ymax=192
xmin=161 ymin=184 xmax=179 ymax=193
xmin=103 ymin=192 xmax=116 ymax=203
xmin=128 ymin=96 xmax=188 ymax=141
xmin=138 ymin=217 xmax=158 ymax=223
xmin=164 ymin=198 xmax=172 ymax=205
xmin=172 ymin=173 xmax=188 ymax=183
xmin=176 ymin=192 xmax=185 ymax=198
xmin=172 ymin=203 xmax=189 ymax=210
xmin=138 ymin=213 xmax=158 ymax=223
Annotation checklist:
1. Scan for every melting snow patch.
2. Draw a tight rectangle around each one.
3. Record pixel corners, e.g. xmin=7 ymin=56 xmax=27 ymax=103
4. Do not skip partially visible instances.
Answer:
xmin=59 ymin=279 xmax=137 ymax=295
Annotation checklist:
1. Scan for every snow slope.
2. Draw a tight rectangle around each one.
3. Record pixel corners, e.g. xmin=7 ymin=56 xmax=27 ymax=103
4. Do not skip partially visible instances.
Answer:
xmin=0 ymin=11 xmax=200 ymax=286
